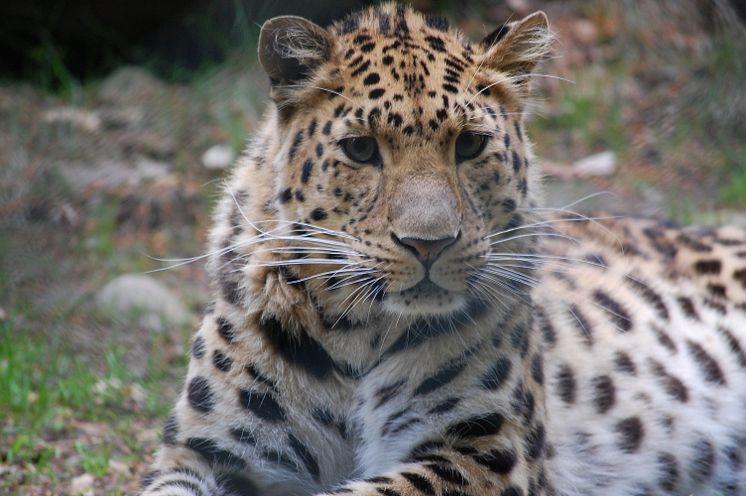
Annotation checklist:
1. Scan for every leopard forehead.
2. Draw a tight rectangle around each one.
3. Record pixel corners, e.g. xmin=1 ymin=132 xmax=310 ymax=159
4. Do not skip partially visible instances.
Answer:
xmin=299 ymin=5 xmax=524 ymax=133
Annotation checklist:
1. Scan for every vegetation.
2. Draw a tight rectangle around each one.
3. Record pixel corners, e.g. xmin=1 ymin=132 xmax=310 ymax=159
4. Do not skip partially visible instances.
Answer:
xmin=0 ymin=0 xmax=743 ymax=493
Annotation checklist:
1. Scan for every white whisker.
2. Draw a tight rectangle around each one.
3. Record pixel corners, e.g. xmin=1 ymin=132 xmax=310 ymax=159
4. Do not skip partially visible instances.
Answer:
xmin=489 ymin=231 xmax=578 ymax=246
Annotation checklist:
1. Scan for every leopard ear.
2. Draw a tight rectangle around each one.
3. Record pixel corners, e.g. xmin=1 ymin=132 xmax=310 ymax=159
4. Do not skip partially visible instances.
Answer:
xmin=258 ymin=16 xmax=332 ymax=87
xmin=480 ymin=11 xmax=552 ymax=91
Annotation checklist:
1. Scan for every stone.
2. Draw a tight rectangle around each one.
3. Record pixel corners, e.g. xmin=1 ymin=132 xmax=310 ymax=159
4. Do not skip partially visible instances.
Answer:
xmin=572 ymin=151 xmax=616 ymax=177
xmin=572 ymin=19 xmax=599 ymax=44
xmin=97 ymin=66 xmax=165 ymax=105
xmin=202 ymin=144 xmax=236 ymax=170
xmin=57 ymin=158 xmax=170 ymax=194
xmin=97 ymin=106 xmax=145 ymax=129
xmin=43 ymin=107 xmax=101 ymax=132
xmin=120 ymin=132 xmax=176 ymax=159
xmin=108 ymin=459 xmax=131 ymax=477
xmin=70 ymin=473 xmax=95 ymax=495
xmin=97 ymin=274 xmax=191 ymax=330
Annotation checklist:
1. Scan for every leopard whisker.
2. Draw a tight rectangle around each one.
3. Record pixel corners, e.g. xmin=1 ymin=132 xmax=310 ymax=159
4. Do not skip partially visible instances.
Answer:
xmin=247 ymin=258 xmax=365 ymax=267
xmin=483 ymin=214 xmax=621 ymax=240
xmin=304 ymin=85 xmax=357 ymax=108
xmin=527 ymin=191 xmax=617 ymax=211
xmin=327 ymin=272 xmax=380 ymax=290
xmin=463 ymin=13 xmax=515 ymax=96
xmin=470 ymin=286 xmax=506 ymax=314
xmin=259 ymin=246 xmax=361 ymax=257
xmin=268 ymin=234 xmax=356 ymax=249
xmin=335 ymin=276 xmax=384 ymax=327
xmin=488 ymin=231 xmax=579 ymax=246
xmin=227 ymin=191 xmax=356 ymax=242
xmin=520 ymin=205 xmax=625 ymax=248
xmin=327 ymin=269 xmax=384 ymax=291
xmin=148 ymin=214 xmax=358 ymax=274
xmin=471 ymin=271 xmax=532 ymax=305
xmin=358 ymin=276 xmax=387 ymax=324
xmin=484 ymin=253 xmax=608 ymax=270
xmin=294 ymin=266 xmax=380 ymax=285
xmin=146 ymin=235 xmax=267 ymax=273
xmin=482 ymin=266 xmax=539 ymax=287
xmin=365 ymin=276 xmax=388 ymax=321
xmin=502 ymin=72 xmax=575 ymax=84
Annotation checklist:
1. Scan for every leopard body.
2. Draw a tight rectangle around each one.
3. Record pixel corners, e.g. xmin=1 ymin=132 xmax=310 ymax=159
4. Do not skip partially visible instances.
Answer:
xmin=140 ymin=5 xmax=746 ymax=496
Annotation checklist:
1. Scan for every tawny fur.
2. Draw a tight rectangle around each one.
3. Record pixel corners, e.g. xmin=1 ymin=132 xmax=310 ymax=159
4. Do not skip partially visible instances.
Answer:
xmin=141 ymin=5 xmax=746 ymax=496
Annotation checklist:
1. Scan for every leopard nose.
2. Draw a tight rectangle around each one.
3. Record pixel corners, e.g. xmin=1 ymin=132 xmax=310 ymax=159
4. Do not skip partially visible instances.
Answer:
xmin=392 ymin=232 xmax=459 ymax=264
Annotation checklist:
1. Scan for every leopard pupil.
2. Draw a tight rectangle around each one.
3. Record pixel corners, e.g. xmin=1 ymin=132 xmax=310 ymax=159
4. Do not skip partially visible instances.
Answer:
xmin=345 ymin=137 xmax=376 ymax=162
xmin=455 ymin=132 xmax=485 ymax=160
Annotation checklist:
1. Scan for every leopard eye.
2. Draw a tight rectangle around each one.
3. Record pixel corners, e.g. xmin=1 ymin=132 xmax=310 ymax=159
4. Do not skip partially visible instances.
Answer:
xmin=455 ymin=132 xmax=488 ymax=161
xmin=340 ymin=137 xmax=378 ymax=164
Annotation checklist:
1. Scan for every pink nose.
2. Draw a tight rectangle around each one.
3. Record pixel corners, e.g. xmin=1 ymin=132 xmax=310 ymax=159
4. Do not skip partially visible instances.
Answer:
xmin=393 ymin=233 xmax=459 ymax=264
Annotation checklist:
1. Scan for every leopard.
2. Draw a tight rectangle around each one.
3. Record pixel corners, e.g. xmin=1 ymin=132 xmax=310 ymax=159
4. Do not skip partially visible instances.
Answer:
xmin=139 ymin=4 xmax=746 ymax=496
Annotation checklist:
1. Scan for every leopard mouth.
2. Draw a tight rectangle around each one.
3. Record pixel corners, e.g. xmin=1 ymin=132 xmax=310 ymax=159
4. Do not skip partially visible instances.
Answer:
xmin=387 ymin=275 xmax=458 ymax=298
xmin=401 ymin=278 xmax=448 ymax=294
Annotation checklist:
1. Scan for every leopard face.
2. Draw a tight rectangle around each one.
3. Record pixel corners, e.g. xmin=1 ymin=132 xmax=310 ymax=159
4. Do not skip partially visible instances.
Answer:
xmin=257 ymin=5 xmax=549 ymax=319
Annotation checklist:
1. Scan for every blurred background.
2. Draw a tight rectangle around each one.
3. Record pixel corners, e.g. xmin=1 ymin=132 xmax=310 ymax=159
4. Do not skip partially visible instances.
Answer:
xmin=1 ymin=0 xmax=744 ymax=493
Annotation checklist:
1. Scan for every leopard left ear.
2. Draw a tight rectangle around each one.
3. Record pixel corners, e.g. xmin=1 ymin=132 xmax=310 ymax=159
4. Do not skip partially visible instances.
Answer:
xmin=480 ymin=11 xmax=552 ymax=91
xmin=258 ymin=16 xmax=332 ymax=95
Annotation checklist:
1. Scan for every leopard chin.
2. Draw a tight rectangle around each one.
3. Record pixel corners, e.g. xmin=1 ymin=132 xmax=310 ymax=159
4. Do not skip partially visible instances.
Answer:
xmin=382 ymin=279 xmax=468 ymax=317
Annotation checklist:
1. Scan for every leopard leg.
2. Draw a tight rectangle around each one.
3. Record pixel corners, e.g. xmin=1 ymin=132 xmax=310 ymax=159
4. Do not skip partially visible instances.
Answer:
xmin=320 ymin=422 xmax=552 ymax=496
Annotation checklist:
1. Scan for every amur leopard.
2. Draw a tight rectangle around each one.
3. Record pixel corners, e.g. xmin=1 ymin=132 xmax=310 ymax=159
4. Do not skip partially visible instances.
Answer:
xmin=140 ymin=5 xmax=746 ymax=496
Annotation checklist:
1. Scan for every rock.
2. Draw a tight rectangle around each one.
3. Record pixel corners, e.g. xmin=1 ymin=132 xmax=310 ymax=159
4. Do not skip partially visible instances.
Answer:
xmin=572 ymin=151 xmax=616 ymax=177
xmin=70 ymin=473 xmax=95 ymax=495
xmin=97 ymin=106 xmax=145 ymax=129
xmin=97 ymin=67 xmax=165 ymax=105
xmin=572 ymin=19 xmax=599 ymax=45
xmin=97 ymin=274 xmax=191 ymax=330
xmin=43 ymin=107 xmax=101 ymax=132
xmin=505 ymin=0 xmax=531 ymax=14
xmin=136 ymin=427 xmax=159 ymax=444
xmin=108 ymin=459 xmax=131 ymax=477
xmin=202 ymin=144 xmax=236 ymax=170
xmin=135 ymin=159 xmax=171 ymax=180
xmin=114 ymin=175 xmax=201 ymax=231
xmin=120 ymin=132 xmax=176 ymax=159
xmin=57 ymin=158 xmax=170 ymax=194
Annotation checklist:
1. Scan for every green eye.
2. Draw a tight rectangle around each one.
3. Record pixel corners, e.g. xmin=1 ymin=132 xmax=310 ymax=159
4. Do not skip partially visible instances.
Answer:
xmin=455 ymin=132 xmax=488 ymax=161
xmin=340 ymin=137 xmax=378 ymax=164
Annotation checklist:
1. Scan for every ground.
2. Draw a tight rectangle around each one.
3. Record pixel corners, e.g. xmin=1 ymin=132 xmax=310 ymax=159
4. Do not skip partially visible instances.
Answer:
xmin=0 ymin=1 xmax=744 ymax=494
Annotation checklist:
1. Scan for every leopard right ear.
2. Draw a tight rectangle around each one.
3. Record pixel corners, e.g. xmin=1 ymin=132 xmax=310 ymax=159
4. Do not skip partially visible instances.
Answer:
xmin=480 ymin=11 xmax=552 ymax=95
xmin=258 ymin=16 xmax=332 ymax=90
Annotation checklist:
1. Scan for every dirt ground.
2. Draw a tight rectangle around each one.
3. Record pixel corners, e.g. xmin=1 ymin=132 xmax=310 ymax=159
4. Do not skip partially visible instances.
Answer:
xmin=1 ymin=1 xmax=744 ymax=494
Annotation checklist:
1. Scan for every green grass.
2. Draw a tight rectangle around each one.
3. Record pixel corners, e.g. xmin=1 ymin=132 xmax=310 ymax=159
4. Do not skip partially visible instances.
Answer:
xmin=83 ymin=199 xmax=122 ymax=263
xmin=0 ymin=305 xmax=181 ymax=455
xmin=719 ymin=145 xmax=746 ymax=207
xmin=75 ymin=441 xmax=111 ymax=477
xmin=532 ymin=72 xmax=629 ymax=155
xmin=27 ymin=35 xmax=81 ymax=101
xmin=1 ymin=318 xmax=96 ymax=433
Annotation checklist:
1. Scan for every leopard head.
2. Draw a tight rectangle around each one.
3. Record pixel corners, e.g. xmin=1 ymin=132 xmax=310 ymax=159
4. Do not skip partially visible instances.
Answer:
xmin=255 ymin=4 xmax=551 ymax=321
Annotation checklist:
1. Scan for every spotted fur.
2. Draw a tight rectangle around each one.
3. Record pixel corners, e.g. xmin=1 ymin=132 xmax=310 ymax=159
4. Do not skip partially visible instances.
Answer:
xmin=141 ymin=5 xmax=746 ymax=496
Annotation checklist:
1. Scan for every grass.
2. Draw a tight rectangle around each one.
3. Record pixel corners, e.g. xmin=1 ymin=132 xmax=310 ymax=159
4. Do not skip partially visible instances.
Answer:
xmin=530 ymin=64 xmax=630 ymax=158
xmin=1 ymin=315 xmax=146 ymax=431
xmin=27 ymin=35 xmax=81 ymax=101
xmin=0 ymin=302 xmax=186 ymax=491
xmin=2 ymin=2 xmax=744 ymax=492
xmin=75 ymin=441 xmax=111 ymax=478
xmin=720 ymin=145 xmax=746 ymax=206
